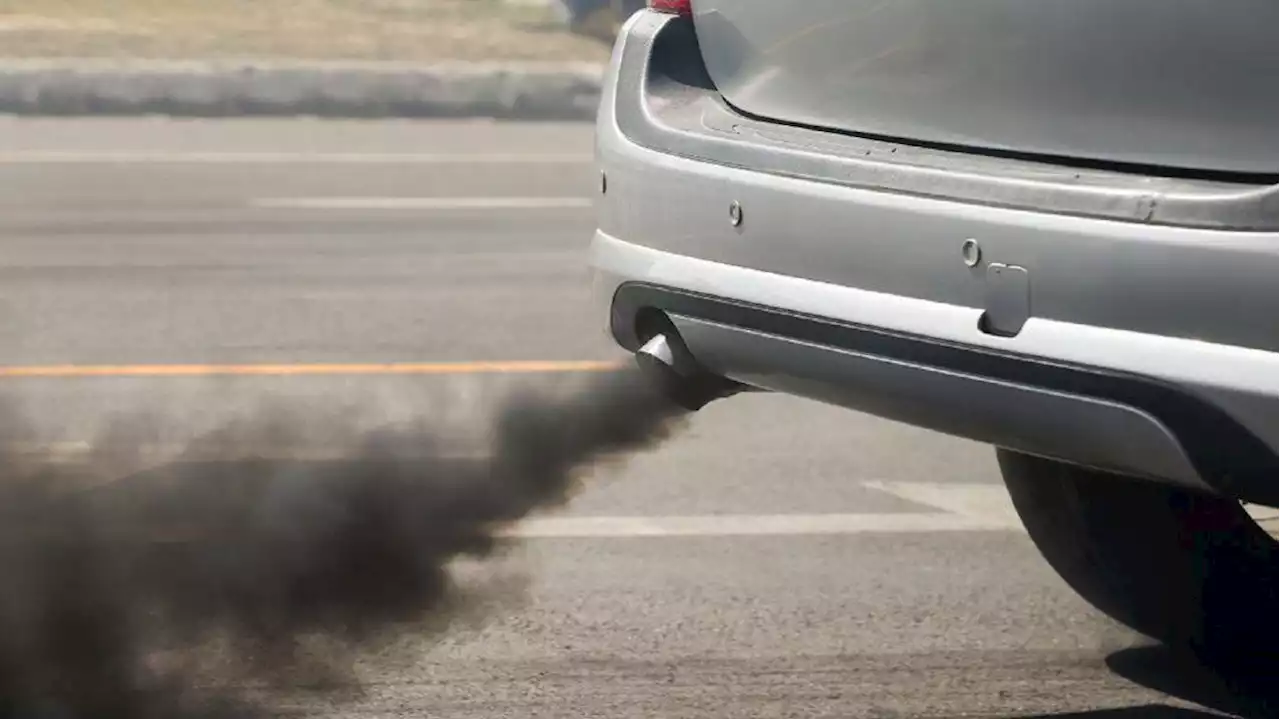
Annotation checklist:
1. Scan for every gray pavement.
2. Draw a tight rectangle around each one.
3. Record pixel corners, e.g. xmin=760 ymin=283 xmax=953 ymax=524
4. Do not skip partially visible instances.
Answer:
xmin=0 ymin=118 xmax=1263 ymax=718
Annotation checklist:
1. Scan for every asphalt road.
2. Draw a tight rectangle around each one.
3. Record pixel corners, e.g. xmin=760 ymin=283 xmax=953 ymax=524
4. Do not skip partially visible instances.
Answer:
xmin=0 ymin=118 xmax=1268 ymax=719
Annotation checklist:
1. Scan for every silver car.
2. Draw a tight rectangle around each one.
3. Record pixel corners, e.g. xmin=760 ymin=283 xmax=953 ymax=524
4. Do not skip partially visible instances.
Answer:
xmin=590 ymin=1 xmax=1277 ymax=670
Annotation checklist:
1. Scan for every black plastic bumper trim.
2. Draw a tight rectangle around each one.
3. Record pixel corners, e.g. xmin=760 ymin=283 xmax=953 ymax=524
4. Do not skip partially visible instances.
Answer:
xmin=610 ymin=282 xmax=1277 ymax=506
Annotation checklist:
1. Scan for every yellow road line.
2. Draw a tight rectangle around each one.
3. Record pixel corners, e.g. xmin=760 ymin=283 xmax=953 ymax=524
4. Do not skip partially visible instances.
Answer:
xmin=0 ymin=360 xmax=620 ymax=378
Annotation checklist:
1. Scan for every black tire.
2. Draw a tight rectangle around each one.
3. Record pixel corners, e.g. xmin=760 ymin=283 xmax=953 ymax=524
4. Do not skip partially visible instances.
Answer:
xmin=997 ymin=449 xmax=1277 ymax=672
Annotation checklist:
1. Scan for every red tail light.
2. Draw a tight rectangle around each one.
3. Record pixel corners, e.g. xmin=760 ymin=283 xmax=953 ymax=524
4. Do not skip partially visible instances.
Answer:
xmin=647 ymin=0 xmax=692 ymax=15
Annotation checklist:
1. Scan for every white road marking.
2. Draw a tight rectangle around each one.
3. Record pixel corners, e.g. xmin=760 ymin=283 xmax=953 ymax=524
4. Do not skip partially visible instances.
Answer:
xmin=505 ymin=511 xmax=1021 ymax=539
xmin=2 ymin=443 xmax=1026 ymax=537
xmin=1243 ymin=503 xmax=1276 ymax=521
xmin=507 ymin=482 xmax=1028 ymax=538
xmin=862 ymin=481 xmax=1024 ymax=528
xmin=252 ymin=196 xmax=593 ymax=210
xmin=1243 ymin=503 xmax=1279 ymax=540
xmin=0 ymin=151 xmax=592 ymax=164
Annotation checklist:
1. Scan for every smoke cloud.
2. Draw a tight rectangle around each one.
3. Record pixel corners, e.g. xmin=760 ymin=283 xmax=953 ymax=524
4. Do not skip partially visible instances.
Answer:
xmin=0 ymin=365 xmax=689 ymax=718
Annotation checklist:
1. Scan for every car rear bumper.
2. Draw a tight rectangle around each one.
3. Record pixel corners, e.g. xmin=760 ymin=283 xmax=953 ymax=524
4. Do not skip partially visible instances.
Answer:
xmin=590 ymin=11 xmax=1279 ymax=504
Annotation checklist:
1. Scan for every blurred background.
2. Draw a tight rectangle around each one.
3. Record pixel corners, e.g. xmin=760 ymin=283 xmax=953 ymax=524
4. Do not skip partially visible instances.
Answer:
xmin=0 ymin=0 xmax=645 ymax=61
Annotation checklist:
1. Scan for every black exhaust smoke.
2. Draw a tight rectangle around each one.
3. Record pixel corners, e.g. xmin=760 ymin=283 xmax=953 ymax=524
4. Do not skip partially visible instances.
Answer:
xmin=0 ymin=364 xmax=701 ymax=718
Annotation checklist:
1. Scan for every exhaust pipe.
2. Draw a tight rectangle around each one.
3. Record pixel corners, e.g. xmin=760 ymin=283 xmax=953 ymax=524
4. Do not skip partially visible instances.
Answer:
xmin=634 ymin=332 xmax=746 ymax=412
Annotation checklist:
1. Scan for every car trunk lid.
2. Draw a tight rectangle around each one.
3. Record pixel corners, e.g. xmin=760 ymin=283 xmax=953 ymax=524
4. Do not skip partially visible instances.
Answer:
xmin=691 ymin=0 xmax=1277 ymax=176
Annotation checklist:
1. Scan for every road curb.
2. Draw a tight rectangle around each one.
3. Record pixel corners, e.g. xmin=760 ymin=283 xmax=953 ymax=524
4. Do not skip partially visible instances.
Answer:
xmin=0 ymin=60 xmax=605 ymax=120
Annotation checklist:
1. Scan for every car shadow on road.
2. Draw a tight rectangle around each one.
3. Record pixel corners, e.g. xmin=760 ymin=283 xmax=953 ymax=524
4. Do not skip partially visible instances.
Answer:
xmin=1023 ymin=706 xmax=1242 ymax=719
xmin=1102 ymin=644 xmax=1276 ymax=719
xmin=1017 ymin=642 xmax=1275 ymax=719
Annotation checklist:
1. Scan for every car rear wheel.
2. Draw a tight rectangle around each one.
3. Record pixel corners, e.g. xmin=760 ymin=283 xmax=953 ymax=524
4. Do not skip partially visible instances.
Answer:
xmin=997 ymin=449 xmax=1277 ymax=672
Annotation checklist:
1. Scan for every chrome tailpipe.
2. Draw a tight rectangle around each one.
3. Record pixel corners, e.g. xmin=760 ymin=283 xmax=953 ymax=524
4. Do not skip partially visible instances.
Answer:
xmin=634 ymin=332 xmax=746 ymax=412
